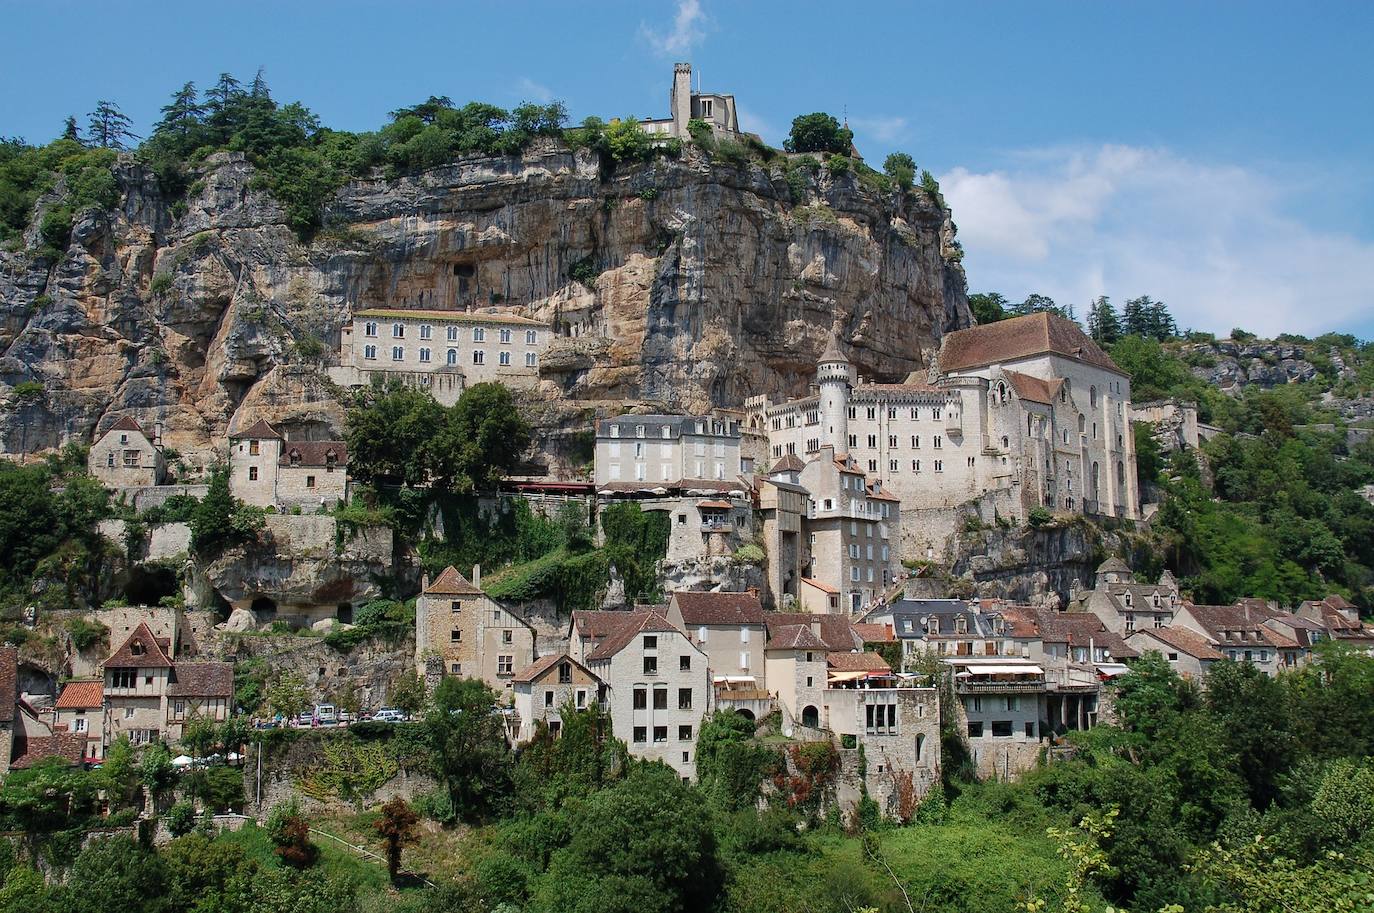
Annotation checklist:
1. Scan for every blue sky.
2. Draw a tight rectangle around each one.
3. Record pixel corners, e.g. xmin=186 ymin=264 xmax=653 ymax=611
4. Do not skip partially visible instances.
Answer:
xmin=3 ymin=0 xmax=1371 ymax=338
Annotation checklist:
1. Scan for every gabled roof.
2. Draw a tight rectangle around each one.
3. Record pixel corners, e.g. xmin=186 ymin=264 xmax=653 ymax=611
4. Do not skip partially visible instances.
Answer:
xmin=1131 ymin=625 xmax=1223 ymax=661
xmin=105 ymin=415 xmax=149 ymax=436
xmin=229 ymin=419 xmax=282 ymax=440
xmin=801 ymin=578 xmax=838 ymax=594
xmin=769 ymin=453 xmax=805 ymax=474
xmin=827 ymin=651 xmax=891 ymax=673
xmin=765 ymin=613 xmax=863 ymax=652
xmin=512 ymin=653 xmax=600 ymax=685
xmin=1001 ymin=370 xmax=1062 ymax=405
xmin=1010 ymin=607 xmax=1138 ymax=659
xmin=55 ymin=680 xmax=103 ymax=709
xmin=279 ymin=441 xmax=348 ymax=468
xmin=1096 ymin=557 xmax=1132 ymax=575
xmin=0 ymin=647 xmax=15 ymax=724
xmin=425 ymin=566 xmax=483 ymax=596
xmin=106 ymin=622 xmax=173 ymax=668
xmin=939 ymin=312 xmax=1122 ymax=374
xmin=586 ymin=611 xmax=685 ymax=662
xmin=853 ymin=623 xmax=895 ymax=643
xmin=9 ymin=732 xmax=86 ymax=770
xmin=671 ymin=591 xmax=766 ymax=626
xmin=167 ymin=662 xmax=234 ymax=697
xmin=766 ymin=624 xmax=829 ymax=651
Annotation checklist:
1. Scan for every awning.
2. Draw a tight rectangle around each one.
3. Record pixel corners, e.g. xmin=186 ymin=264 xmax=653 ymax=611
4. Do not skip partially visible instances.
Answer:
xmin=698 ymin=500 xmax=734 ymax=509
xmin=962 ymin=664 xmax=1045 ymax=676
xmin=827 ymin=670 xmax=871 ymax=683
xmin=1094 ymin=663 xmax=1131 ymax=678
xmin=713 ymin=675 xmax=757 ymax=684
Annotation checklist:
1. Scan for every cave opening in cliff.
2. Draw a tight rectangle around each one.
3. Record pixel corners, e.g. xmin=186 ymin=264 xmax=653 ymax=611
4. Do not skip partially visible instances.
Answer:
xmin=123 ymin=565 xmax=178 ymax=608
xmin=251 ymin=596 xmax=278 ymax=618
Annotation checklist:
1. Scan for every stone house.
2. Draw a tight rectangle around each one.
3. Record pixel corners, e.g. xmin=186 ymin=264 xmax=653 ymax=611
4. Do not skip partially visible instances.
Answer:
xmin=510 ymin=654 xmax=603 ymax=743
xmin=102 ymin=622 xmax=233 ymax=747
xmin=748 ymin=314 xmax=1140 ymax=556
xmin=334 ymin=308 xmax=551 ymax=407
xmin=798 ymin=446 xmax=900 ymax=614
xmin=763 ymin=622 xmax=828 ymax=729
xmin=53 ymin=681 xmax=104 ymax=761
xmin=1126 ymin=625 xmax=1222 ymax=681
xmin=944 ymin=656 xmax=1048 ymax=781
xmin=667 ymin=590 xmax=771 ymax=719
xmin=1069 ymin=559 xmax=1181 ymax=635
xmin=1296 ymin=594 xmax=1374 ymax=653
xmin=228 ymin=419 xmax=348 ymax=510
xmin=800 ymin=578 xmax=842 ymax=614
xmin=594 ymin=414 xmax=743 ymax=487
xmin=640 ymin=62 xmax=741 ymax=140
xmin=869 ymin=598 xmax=1015 ymax=663
xmin=582 ymin=608 xmax=710 ymax=780
xmin=88 ymin=416 xmax=165 ymax=488
xmin=823 ymin=680 xmax=941 ymax=815
xmin=414 ymin=566 xmax=536 ymax=698
xmin=753 ymin=460 xmax=807 ymax=607
xmin=1174 ymin=602 xmax=1286 ymax=676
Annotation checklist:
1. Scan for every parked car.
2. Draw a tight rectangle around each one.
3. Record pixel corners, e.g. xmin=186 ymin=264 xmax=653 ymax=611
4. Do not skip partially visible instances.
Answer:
xmin=315 ymin=704 xmax=338 ymax=725
xmin=373 ymin=708 xmax=406 ymax=723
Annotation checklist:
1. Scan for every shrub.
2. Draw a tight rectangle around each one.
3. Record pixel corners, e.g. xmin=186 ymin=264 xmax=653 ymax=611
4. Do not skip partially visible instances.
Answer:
xmin=39 ymin=206 xmax=72 ymax=254
xmin=65 ymin=616 xmax=109 ymax=651
xmin=1027 ymin=506 xmax=1054 ymax=528
xmin=686 ymin=118 xmax=714 ymax=148
xmin=149 ymin=272 xmax=174 ymax=296
xmin=164 ymin=800 xmax=196 ymax=837
xmin=11 ymin=380 xmax=45 ymax=403
xmin=732 ymin=543 xmax=765 ymax=565
xmin=784 ymin=112 xmax=853 ymax=154
xmin=603 ymin=117 xmax=650 ymax=163
xmin=568 ymin=255 xmax=599 ymax=287
xmin=883 ymin=151 xmax=916 ymax=190
xmin=825 ymin=155 xmax=851 ymax=177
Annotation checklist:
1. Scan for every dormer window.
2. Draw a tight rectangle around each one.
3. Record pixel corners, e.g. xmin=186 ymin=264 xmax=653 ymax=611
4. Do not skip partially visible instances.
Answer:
xmin=1123 ymin=593 xmax=1132 ymax=607
xmin=289 ymin=450 xmax=302 ymax=467
xmin=610 ymin=425 xmax=620 ymax=438
xmin=131 ymin=641 xmax=145 ymax=656
xmin=955 ymin=616 xmax=967 ymax=634
xmin=325 ymin=450 xmax=337 ymax=469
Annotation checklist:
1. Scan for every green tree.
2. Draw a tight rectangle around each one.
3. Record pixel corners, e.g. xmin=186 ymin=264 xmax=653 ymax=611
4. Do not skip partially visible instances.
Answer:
xmin=423 ymin=677 xmax=512 ymax=821
xmin=515 ymin=702 xmax=627 ymax=810
xmin=345 ymin=381 xmax=448 ymax=486
xmin=1086 ymin=296 xmax=1123 ymax=345
xmin=695 ymin=710 xmax=779 ymax=811
xmin=86 ymin=100 xmax=138 ymax=150
xmin=783 ymin=113 xmax=852 ymax=154
xmin=60 ymin=835 xmax=167 ymax=913
xmin=529 ymin=763 xmax=723 ymax=913
xmin=61 ymin=116 xmax=82 ymax=144
xmin=1204 ymin=660 xmax=1296 ymax=808
xmin=882 ymin=152 xmax=916 ymax=190
xmin=190 ymin=467 xmax=263 ymax=557
xmin=441 ymin=382 xmax=532 ymax=492
xmin=265 ymin=670 xmax=310 ymax=722
xmin=968 ymin=292 xmax=1008 ymax=325
xmin=181 ymin=715 xmax=219 ymax=758
xmin=602 ymin=117 xmax=651 ymax=162
xmin=391 ymin=670 xmax=426 ymax=717
xmin=374 ymin=797 xmax=421 ymax=881
xmin=266 ymin=797 xmax=318 ymax=869
xmin=154 ymin=82 xmax=204 ymax=141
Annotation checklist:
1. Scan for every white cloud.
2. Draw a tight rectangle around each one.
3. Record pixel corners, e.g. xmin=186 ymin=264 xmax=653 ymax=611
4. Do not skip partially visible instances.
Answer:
xmin=640 ymin=0 xmax=707 ymax=56
xmin=848 ymin=115 xmax=909 ymax=145
xmin=515 ymin=77 xmax=553 ymax=104
xmin=941 ymin=145 xmax=1374 ymax=337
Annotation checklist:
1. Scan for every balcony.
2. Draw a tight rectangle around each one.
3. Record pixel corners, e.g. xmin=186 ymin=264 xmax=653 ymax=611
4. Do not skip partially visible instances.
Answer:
xmin=955 ymin=679 xmax=1046 ymax=694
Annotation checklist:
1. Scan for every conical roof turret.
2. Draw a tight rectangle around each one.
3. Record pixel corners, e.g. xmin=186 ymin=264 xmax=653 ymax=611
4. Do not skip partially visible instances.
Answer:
xmin=819 ymin=331 xmax=848 ymax=365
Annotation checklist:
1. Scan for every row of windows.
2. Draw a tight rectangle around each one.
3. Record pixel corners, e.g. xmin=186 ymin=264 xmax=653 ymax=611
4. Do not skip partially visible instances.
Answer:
xmin=849 ymin=566 xmax=892 ymax=584
xmin=363 ymin=346 xmax=537 ymax=367
xmin=632 ymin=687 xmax=695 ymax=710
xmin=967 ymin=720 xmax=1036 ymax=738
xmin=606 ymin=462 xmax=727 ymax=481
xmin=608 ymin=421 xmax=731 ymax=438
xmin=849 ymin=433 xmax=944 ymax=450
xmin=847 ymin=543 xmax=891 ymax=561
xmin=632 ymin=724 xmax=694 ymax=743
xmin=364 ymin=322 xmax=539 ymax=345
xmin=608 ymin=441 xmax=726 ymax=458
xmin=849 ymin=406 xmax=944 ymax=422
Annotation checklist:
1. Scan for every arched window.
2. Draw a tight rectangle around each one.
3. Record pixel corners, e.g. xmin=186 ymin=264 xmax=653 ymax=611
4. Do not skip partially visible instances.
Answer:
xmin=1001 ymin=435 xmax=1009 ymax=449
xmin=915 ymin=733 xmax=926 ymax=763
xmin=1091 ymin=461 xmax=1100 ymax=495
xmin=1078 ymin=415 xmax=1086 ymax=433
xmin=997 ymin=382 xmax=1008 ymax=403
xmin=1028 ymin=414 xmax=1034 ymax=436
xmin=1117 ymin=461 xmax=1125 ymax=485
xmin=801 ymin=706 xmax=819 ymax=728
xmin=446 ymin=349 xmax=457 ymax=366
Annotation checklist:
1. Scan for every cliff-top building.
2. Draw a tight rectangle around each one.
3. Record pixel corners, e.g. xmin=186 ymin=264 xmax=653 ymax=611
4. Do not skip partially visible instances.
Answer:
xmin=747 ymin=313 xmax=1140 ymax=556
xmin=641 ymin=62 xmax=741 ymax=140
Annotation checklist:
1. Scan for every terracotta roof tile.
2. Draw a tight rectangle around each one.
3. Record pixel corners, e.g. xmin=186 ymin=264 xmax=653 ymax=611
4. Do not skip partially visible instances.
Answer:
xmin=940 ymin=312 xmax=1121 ymax=374
xmin=586 ymin=611 xmax=685 ymax=662
xmin=1131 ymin=625 xmax=1223 ymax=661
xmin=671 ymin=591 xmax=766 ymax=626
xmin=853 ymin=623 xmax=895 ymax=643
xmin=769 ymin=454 xmax=806 ymax=474
xmin=801 ymin=578 xmax=838 ymax=594
xmin=167 ymin=662 xmax=233 ymax=697
xmin=1001 ymin=370 xmax=1062 ymax=405
xmin=105 ymin=415 xmax=149 ymax=436
xmin=425 ymin=566 xmax=483 ymax=596
xmin=512 ymin=654 xmax=599 ymax=685
xmin=766 ymin=613 xmax=863 ymax=652
xmin=55 ymin=681 xmax=103 ymax=709
xmin=106 ymin=622 xmax=173 ymax=668
xmin=279 ymin=441 xmax=347 ymax=468
xmin=10 ymin=732 xmax=86 ymax=769
xmin=766 ymin=624 xmax=829 ymax=651
xmin=827 ymin=651 xmax=891 ymax=673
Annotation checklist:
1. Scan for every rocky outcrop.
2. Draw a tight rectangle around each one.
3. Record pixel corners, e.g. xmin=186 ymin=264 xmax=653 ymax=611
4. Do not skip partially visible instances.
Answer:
xmin=949 ymin=520 xmax=1146 ymax=606
xmin=1 ymin=142 xmax=969 ymax=464
xmin=1180 ymin=339 xmax=1323 ymax=392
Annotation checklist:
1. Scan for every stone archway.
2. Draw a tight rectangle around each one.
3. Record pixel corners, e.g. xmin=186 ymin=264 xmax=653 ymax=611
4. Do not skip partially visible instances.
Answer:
xmin=801 ymin=705 xmax=819 ymax=728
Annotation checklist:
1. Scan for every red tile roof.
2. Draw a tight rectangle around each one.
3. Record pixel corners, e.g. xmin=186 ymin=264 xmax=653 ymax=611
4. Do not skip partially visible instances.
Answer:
xmin=671 ymin=591 xmax=766 ymax=626
xmin=586 ymin=611 xmax=685 ymax=662
xmin=766 ymin=624 xmax=829 ymax=651
xmin=229 ymin=419 xmax=282 ymax=440
xmin=167 ymin=662 xmax=233 ymax=697
xmin=769 ymin=454 xmax=805 ymax=474
xmin=55 ymin=680 xmax=103 ymax=709
xmin=512 ymin=653 xmax=599 ymax=685
xmin=106 ymin=622 xmax=173 ymax=668
xmin=940 ymin=312 xmax=1121 ymax=374
xmin=827 ymin=651 xmax=891 ymax=673
xmin=853 ymin=623 xmax=895 ymax=643
xmin=106 ymin=415 xmax=149 ymax=436
xmin=801 ymin=578 xmax=838 ymax=594
xmin=1001 ymin=370 xmax=1062 ymax=405
xmin=1132 ymin=625 xmax=1223 ymax=661
xmin=279 ymin=441 xmax=348 ymax=468
xmin=10 ymin=732 xmax=86 ymax=770
xmin=425 ymin=566 xmax=483 ymax=596
xmin=766 ymin=613 xmax=863 ymax=652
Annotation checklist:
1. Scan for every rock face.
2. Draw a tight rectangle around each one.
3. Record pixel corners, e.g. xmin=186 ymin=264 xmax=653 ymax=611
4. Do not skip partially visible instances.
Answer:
xmin=0 ymin=143 xmax=969 ymax=462
xmin=948 ymin=520 xmax=1145 ymax=606
xmin=1179 ymin=339 xmax=1324 ymax=393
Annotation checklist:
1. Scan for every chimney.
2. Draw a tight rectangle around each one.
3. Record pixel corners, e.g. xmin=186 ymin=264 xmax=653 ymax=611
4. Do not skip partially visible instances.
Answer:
xmin=421 ymin=573 xmax=430 ymax=591
xmin=472 ymin=564 xmax=481 ymax=589
xmin=810 ymin=620 xmax=822 ymax=639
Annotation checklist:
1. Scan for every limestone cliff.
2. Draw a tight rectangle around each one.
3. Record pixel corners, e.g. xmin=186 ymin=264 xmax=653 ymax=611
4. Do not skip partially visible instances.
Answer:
xmin=0 ymin=141 xmax=969 ymax=466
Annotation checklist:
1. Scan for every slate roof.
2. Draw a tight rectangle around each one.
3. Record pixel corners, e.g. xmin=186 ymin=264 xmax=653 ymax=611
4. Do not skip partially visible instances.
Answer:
xmin=106 ymin=622 xmax=173 ymax=668
xmin=766 ymin=624 xmax=829 ymax=651
xmin=939 ymin=312 xmax=1122 ymax=374
xmin=671 ymin=591 xmax=766 ymax=626
xmin=279 ymin=441 xmax=347 ymax=468
xmin=167 ymin=662 xmax=233 ymax=697
xmin=1131 ymin=625 xmax=1224 ymax=661
xmin=596 ymin=414 xmax=736 ymax=439
xmin=424 ymin=566 xmax=483 ymax=596
xmin=765 ymin=613 xmax=863 ymax=652
xmin=229 ymin=419 xmax=282 ymax=440
xmin=586 ymin=611 xmax=684 ymax=662
xmin=54 ymin=681 xmax=103 ymax=709
xmin=1002 ymin=370 xmax=1062 ymax=405
xmin=1012 ymin=607 xmax=1138 ymax=659
xmin=0 ymin=647 xmax=15 ymax=724
xmin=1183 ymin=603 xmax=1288 ymax=647
xmin=1096 ymin=556 xmax=1132 ymax=575
xmin=818 ymin=332 xmax=848 ymax=364
xmin=826 ymin=651 xmax=891 ymax=673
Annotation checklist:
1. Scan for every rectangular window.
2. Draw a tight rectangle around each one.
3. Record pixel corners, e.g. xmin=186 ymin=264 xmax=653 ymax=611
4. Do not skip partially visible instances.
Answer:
xmin=653 ymin=688 xmax=668 ymax=709
xmin=967 ymin=721 xmax=984 ymax=738
xmin=679 ymin=655 xmax=691 ymax=671
xmin=545 ymin=690 xmax=554 ymax=707
xmin=450 ymin=629 xmax=462 ymax=642
xmin=643 ymin=656 xmax=657 ymax=675
xmin=678 ymin=688 xmax=692 ymax=710
xmin=1025 ymin=721 xmax=1036 ymax=738
xmin=653 ymin=726 xmax=668 ymax=743
xmin=248 ymin=466 xmax=258 ymax=481
xmin=633 ymin=726 xmax=647 ymax=743
xmin=678 ymin=725 xmax=693 ymax=741
xmin=503 ymin=629 xmax=513 ymax=644
xmin=305 ymin=475 xmax=316 ymax=488
xmin=633 ymin=688 xmax=647 ymax=709
xmin=991 ymin=720 xmax=1013 ymax=737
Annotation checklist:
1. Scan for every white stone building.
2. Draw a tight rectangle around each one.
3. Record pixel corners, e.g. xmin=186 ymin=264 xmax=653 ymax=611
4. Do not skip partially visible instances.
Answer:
xmin=641 ymin=62 xmax=741 ymax=140
xmin=593 ymin=414 xmax=743 ymax=487
xmin=333 ymin=307 xmax=551 ymax=407
xmin=511 ymin=654 xmax=603 ymax=742
xmin=227 ymin=420 xmax=348 ymax=510
xmin=88 ymin=416 xmax=166 ymax=489
xmin=798 ymin=446 xmax=901 ymax=614
xmin=581 ymin=608 xmax=710 ymax=780
xmin=747 ymin=314 xmax=1140 ymax=556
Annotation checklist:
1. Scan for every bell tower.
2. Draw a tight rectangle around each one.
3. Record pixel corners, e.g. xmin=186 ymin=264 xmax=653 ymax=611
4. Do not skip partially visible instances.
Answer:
xmin=671 ymin=62 xmax=693 ymax=138
xmin=817 ymin=331 xmax=853 ymax=450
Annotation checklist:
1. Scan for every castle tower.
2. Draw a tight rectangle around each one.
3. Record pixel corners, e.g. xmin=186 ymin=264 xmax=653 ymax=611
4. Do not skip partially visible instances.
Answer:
xmin=671 ymin=62 xmax=693 ymax=138
xmin=817 ymin=332 xmax=853 ymax=450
